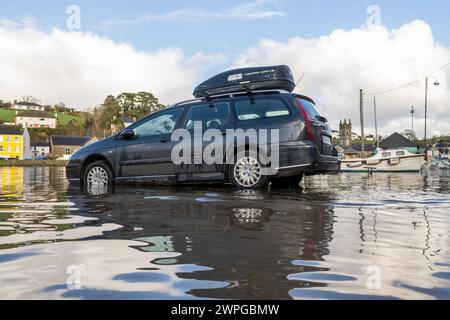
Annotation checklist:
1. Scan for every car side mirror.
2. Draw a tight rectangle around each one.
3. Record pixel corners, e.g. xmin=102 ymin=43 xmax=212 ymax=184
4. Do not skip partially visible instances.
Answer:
xmin=118 ymin=128 xmax=135 ymax=140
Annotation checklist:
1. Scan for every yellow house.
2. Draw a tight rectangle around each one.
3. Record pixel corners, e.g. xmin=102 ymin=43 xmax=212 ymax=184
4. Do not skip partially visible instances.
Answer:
xmin=0 ymin=125 xmax=31 ymax=160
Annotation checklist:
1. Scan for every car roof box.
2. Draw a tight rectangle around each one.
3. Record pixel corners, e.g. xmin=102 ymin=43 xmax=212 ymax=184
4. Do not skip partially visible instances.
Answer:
xmin=193 ymin=65 xmax=295 ymax=98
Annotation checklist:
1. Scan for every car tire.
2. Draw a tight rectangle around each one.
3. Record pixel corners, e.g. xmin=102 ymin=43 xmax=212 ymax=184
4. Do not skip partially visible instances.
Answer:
xmin=83 ymin=161 xmax=113 ymax=188
xmin=228 ymin=151 xmax=271 ymax=189
xmin=270 ymin=174 xmax=304 ymax=189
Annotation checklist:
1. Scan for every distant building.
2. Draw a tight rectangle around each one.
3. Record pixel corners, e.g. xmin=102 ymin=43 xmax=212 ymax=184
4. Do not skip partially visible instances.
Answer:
xmin=339 ymin=119 xmax=353 ymax=148
xmin=379 ymin=132 xmax=418 ymax=152
xmin=337 ymin=119 xmax=375 ymax=148
xmin=365 ymin=134 xmax=375 ymax=142
xmin=0 ymin=125 xmax=31 ymax=160
xmin=120 ymin=117 xmax=134 ymax=128
xmin=15 ymin=111 xmax=58 ymax=129
xmin=50 ymin=135 xmax=97 ymax=158
xmin=111 ymin=116 xmax=135 ymax=134
xmin=12 ymin=102 xmax=45 ymax=112
xmin=31 ymin=141 xmax=51 ymax=159
xmin=344 ymin=144 xmax=377 ymax=160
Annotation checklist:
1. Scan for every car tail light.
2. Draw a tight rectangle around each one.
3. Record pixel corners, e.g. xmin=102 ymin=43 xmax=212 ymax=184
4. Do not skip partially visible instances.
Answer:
xmin=295 ymin=98 xmax=313 ymax=141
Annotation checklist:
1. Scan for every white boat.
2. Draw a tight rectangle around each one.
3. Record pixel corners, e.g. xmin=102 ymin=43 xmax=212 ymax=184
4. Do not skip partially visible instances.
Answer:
xmin=340 ymin=148 xmax=425 ymax=173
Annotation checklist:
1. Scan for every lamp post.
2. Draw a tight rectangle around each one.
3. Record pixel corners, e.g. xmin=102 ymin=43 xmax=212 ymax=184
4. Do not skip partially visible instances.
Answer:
xmin=424 ymin=76 xmax=440 ymax=147
xmin=374 ymin=96 xmax=378 ymax=148
xmin=410 ymin=106 xmax=415 ymax=132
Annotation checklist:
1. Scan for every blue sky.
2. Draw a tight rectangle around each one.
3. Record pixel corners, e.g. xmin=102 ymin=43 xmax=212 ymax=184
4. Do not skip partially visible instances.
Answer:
xmin=2 ymin=0 xmax=450 ymax=57
xmin=1 ymin=0 xmax=450 ymax=135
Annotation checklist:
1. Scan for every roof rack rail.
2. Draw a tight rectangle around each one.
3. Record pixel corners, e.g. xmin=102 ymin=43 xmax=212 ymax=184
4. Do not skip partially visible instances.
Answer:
xmin=167 ymin=89 xmax=291 ymax=108
xmin=206 ymin=89 xmax=290 ymax=99
xmin=167 ymin=98 xmax=204 ymax=108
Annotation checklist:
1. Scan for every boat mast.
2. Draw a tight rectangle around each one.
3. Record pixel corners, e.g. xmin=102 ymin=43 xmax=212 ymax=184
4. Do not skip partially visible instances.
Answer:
xmin=374 ymin=96 xmax=378 ymax=148
xmin=360 ymin=89 xmax=365 ymax=159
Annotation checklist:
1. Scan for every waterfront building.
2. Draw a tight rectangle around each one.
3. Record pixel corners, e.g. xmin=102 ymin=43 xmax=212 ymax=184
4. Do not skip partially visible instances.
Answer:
xmin=0 ymin=125 xmax=31 ymax=160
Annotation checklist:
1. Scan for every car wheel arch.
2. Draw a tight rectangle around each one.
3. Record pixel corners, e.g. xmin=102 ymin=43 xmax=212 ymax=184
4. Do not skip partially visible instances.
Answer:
xmin=81 ymin=154 xmax=114 ymax=182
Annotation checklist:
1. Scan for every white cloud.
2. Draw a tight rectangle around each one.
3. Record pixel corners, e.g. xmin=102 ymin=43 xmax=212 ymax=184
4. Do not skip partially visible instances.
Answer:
xmin=1 ymin=17 xmax=450 ymax=139
xmin=0 ymin=19 xmax=225 ymax=109
xmin=100 ymin=0 xmax=285 ymax=28
xmin=234 ymin=20 xmax=450 ymax=137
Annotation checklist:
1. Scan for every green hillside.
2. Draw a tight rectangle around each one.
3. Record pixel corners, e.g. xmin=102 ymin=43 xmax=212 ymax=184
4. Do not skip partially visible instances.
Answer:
xmin=0 ymin=108 xmax=16 ymax=123
xmin=0 ymin=108 xmax=84 ymax=126
xmin=57 ymin=113 xmax=84 ymax=126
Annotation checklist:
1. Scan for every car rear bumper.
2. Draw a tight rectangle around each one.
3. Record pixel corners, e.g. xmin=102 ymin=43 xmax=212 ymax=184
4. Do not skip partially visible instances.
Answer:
xmin=275 ymin=142 xmax=339 ymax=177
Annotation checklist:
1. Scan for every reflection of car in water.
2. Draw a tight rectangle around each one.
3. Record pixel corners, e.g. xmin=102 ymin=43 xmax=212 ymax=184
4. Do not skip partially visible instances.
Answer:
xmin=67 ymin=66 xmax=338 ymax=189
xmin=227 ymin=207 xmax=273 ymax=231
xmin=70 ymin=183 xmax=335 ymax=300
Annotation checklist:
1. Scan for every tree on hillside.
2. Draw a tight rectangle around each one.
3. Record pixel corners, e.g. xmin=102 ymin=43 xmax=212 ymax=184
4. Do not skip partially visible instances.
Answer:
xmin=116 ymin=92 xmax=165 ymax=120
xmin=95 ymin=92 xmax=165 ymax=135
xmin=21 ymin=96 xmax=40 ymax=104
xmin=0 ymin=99 xmax=11 ymax=108
xmin=100 ymin=95 xmax=121 ymax=128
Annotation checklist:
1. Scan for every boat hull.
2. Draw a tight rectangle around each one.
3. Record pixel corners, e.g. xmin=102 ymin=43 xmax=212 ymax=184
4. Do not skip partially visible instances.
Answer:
xmin=340 ymin=155 xmax=424 ymax=173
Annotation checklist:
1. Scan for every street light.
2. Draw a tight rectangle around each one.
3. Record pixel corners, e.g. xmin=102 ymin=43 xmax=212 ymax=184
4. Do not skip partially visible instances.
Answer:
xmin=424 ymin=76 xmax=440 ymax=147
xmin=410 ymin=106 xmax=415 ymax=131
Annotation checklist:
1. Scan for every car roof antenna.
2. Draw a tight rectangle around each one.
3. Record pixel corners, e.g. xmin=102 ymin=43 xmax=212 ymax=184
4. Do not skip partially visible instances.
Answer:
xmin=293 ymin=73 xmax=306 ymax=92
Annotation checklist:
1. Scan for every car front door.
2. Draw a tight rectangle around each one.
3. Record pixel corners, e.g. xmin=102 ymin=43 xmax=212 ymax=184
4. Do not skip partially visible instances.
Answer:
xmin=115 ymin=108 xmax=183 ymax=182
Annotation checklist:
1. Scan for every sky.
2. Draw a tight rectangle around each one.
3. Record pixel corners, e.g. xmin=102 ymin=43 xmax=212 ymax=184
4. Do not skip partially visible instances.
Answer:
xmin=1 ymin=0 xmax=450 ymax=137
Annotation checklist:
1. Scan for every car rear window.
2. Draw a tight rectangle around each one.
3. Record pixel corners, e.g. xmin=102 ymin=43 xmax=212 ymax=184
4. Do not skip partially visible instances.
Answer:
xmin=235 ymin=98 xmax=290 ymax=121
xmin=299 ymin=99 xmax=322 ymax=119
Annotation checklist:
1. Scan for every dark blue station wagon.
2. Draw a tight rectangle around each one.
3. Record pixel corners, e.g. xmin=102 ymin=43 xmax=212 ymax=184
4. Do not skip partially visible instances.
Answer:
xmin=66 ymin=89 xmax=338 ymax=190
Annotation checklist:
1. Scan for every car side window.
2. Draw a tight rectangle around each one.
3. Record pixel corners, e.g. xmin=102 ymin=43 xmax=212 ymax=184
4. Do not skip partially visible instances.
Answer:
xmin=133 ymin=108 xmax=182 ymax=137
xmin=185 ymin=103 xmax=230 ymax=131
xmin=235 ymin=98 xmax=290 ymax=121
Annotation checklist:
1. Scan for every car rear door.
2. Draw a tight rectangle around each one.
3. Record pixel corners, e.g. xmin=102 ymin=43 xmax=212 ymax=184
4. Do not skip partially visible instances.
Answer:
xmin=175 ymin=101 xmax=233 ymax=182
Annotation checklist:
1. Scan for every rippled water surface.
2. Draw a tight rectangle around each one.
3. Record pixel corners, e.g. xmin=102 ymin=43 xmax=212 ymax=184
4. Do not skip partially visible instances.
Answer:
xmin=0 ymin=167 xmax=449 ymax=300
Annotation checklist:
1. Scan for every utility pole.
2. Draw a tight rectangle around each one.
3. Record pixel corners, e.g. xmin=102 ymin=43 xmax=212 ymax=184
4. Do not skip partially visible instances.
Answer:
xmin=410 ymin=106 xmax=415 ymax=132
xmin=424 ymin=78 xmax=428 ymax=146
xmin=373 ymin=96 xmax=378 ymax=148
xmin=360 ymin=89 xmax=365 ymax=158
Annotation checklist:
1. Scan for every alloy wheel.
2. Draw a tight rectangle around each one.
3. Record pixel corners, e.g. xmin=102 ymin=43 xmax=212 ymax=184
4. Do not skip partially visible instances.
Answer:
xmin=87 ymin=166 xmax=109 ymax=186
xmin=233 ymin=156 xmax=262 ymax=188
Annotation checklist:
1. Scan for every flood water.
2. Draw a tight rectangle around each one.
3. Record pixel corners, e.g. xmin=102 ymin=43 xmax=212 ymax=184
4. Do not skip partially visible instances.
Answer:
xmin=0 ymin=167 xmax=449 ymax=300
